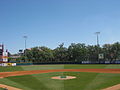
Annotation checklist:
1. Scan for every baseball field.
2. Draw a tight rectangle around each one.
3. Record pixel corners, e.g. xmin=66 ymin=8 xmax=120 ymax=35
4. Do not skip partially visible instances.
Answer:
xmin=1 ymin=64 xmax=120 ymax=90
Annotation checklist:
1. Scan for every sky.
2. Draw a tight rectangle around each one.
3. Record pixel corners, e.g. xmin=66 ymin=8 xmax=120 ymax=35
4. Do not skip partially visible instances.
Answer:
xmin=0 ymin=0 xmax=120 ymax=54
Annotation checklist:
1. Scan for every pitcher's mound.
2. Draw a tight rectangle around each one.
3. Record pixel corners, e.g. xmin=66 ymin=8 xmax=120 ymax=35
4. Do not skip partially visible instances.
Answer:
xmin=51 ymin=76 xmax=76 ymax=80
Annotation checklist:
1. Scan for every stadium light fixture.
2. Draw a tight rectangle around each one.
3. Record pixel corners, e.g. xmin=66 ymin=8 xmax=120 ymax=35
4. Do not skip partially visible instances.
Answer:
xmin=23 ymin=36 xmax=28 ymax=61
xmin=95 ymin=32 xmax=100 ymax=46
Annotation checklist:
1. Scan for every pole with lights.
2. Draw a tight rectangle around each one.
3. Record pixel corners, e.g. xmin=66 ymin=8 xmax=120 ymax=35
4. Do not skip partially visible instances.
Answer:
xmin=95 ymin=32 xmax=100 ymax=63
xmin=23 ymin=36 xmax=27 ymax=61
xmin=95 ymin=32 xmax=100 ymax=46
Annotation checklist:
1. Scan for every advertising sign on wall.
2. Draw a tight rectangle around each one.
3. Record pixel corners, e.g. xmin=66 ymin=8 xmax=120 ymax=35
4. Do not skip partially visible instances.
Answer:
xmin=0 ymin=63 xmax=16 ymax=66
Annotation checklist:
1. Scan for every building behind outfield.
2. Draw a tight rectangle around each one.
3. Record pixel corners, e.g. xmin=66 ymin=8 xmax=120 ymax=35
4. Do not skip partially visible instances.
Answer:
xmin=0 ymin=44 xmax=4 ymax=62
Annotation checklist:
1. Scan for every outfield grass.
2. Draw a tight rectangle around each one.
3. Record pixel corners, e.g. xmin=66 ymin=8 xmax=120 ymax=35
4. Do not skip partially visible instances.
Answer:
xmin=1 ymin=64 xmax=120 ymax=72
xmin=0 ymin=64 xmax=120 ymax=90
xmin=0 ymin=65 xmax=64 ymax=72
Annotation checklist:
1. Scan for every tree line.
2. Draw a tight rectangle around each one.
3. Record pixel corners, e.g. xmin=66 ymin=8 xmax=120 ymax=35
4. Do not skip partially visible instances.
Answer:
xmin=16 ymin=42 xmax=120 ymax=63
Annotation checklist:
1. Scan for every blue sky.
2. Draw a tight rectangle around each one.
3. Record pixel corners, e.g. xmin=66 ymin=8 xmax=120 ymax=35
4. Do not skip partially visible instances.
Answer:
xmin=0 ymin=0 xmax=120 ymax=54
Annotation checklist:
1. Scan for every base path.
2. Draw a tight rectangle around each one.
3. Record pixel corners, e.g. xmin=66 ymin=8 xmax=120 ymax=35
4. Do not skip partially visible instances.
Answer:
xmin=103 ymin=84 xmax=120 ymax=90
xmin=1 ymin=69 xmax=120 ymax=78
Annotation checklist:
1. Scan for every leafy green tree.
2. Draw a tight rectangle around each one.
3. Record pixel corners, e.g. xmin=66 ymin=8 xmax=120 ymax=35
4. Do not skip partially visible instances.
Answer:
xmin=19 ymin=42 xmax=120 ymax=63
xmin=26 ymin=46 xmax=54 ymax=63
xmin=53 ymin=43 xmax=68 ymax=62
xmin=102 ymin=42 xmax=120 ymax=62
xmin=68 ymin=43 xmax=87 ymax=62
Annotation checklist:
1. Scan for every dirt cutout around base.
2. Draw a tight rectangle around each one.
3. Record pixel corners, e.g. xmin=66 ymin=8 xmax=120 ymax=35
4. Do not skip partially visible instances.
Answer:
xmin=0 ymin=84 xmax=22 ymax=90
xmin=51 ymin=76 xmax=76 ymax=80
xmin=102 ymin=84 xmax=120 ymax=90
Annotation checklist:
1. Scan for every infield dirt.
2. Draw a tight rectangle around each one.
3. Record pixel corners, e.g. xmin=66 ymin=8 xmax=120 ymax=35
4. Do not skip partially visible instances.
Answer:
xmin=1 ymin=69 xmax=120 ymax=78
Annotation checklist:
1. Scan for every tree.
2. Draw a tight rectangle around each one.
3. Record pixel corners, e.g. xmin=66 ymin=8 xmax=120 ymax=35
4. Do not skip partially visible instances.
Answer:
xmin=53 ymin=43 xmax=68 ymax=62
xmin=102 ymin=42 xmax=120 ymax=62
xmin=68 ymin=43 xmax=87 ymax=62
xmin=17 ymin=42 xmax=120 ymax=63
xmin=26 ymin=46 xmax=54 ymax=63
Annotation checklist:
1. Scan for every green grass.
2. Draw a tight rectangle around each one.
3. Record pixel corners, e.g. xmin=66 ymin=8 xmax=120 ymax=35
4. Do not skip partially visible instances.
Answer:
xmin=0 ymin=88 xmax=5 ymax=90
xmin=1 ymin=64 xmax=120 ymax=72
xmin=0 ymin=72 xmax=120 ymax=90
xmin=0 ymin=65 xmax=64 ymax=72
xmin=0 ymin=72 xmax=64 ymax=90
xmin=63 ymin=72 xmax=120 ymax=90
xmin=64 ymin=64 xmax=107 ymax=69
xmin=1 ymin=64 xmax=120 ymax=90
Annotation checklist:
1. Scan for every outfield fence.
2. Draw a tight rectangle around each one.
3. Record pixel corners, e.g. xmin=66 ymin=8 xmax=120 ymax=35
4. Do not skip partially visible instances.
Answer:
xmin=14 ymin=60 xmax=120 ymax=66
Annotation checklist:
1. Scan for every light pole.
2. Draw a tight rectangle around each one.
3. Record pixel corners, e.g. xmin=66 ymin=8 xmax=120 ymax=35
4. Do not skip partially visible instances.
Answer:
xmin=23 ymin=36 xmax=27 ymax=61
xmin=95 ymin=32 xmax=100 ymax=63
xmin=23 ymin=36 xmax=27 ymax=50
xmin=95 ymin=32 xmax=100 ymax=46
